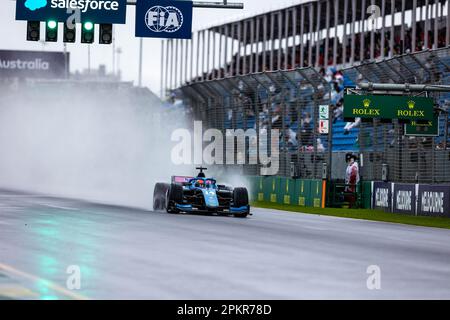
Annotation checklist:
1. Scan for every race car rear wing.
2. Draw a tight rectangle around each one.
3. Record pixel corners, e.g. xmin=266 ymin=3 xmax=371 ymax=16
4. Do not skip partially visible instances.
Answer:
xmin=171 ymin=176 xmax=194 ymax=186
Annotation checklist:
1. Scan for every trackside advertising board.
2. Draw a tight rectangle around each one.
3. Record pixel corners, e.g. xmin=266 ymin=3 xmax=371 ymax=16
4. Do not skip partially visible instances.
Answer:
xmin=16 ymin=0 xmax=127 ymax=24
xmin=372 ymin=182 xmax=392 ymax=211
xmin=417 ymin=185 xmax=450 ymax=217
xmin=0 ymin=50 xmax=68 ymax=79
xmin=372 ymin=182 xmax=450 ymax=217
xmin=393 ymin=184 xmax=416 ymax=215
xmin=135 ymin=0 xmax=193 ymax=39
xmin=405 ymin=115 xmax=439 ymax=137
xmin=344 ymin=95 xmax=434 ymax=122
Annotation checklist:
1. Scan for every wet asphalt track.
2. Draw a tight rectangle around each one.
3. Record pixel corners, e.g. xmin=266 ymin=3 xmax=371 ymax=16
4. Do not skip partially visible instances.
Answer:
xmin=1 ymin=189 xmax=450 ymax=300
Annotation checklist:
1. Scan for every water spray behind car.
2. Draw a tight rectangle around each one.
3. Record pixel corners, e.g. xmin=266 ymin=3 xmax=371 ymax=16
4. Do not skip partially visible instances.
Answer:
xmin=0 ymin=80 xmax=191 ymax=209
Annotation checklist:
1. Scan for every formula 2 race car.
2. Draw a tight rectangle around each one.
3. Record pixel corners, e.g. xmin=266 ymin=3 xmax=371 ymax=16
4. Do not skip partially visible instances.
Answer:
xmin=153 ymin=167 xmax=250 ymax=218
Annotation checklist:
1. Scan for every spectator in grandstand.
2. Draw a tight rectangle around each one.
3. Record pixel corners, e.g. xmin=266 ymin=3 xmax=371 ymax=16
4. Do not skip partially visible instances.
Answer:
xmin=317 ymin=138 xmax=325 ymax=153
xmin=334 ymin=70 xmax=344 ymax=83
xmin=257 ymin=103 xmax=270 ymax=130
xmin=436 ymin=141 xmax=448 ymax=150
xmin=298 ymin=138 xmax=325 ymax=153
xmin=271 ymin=104 xmax=283 ymax=128
xmin=343 ymin=118 xmax=361 ymax=135
xmin=245 ymin=107 xmax=256 ymax=119
xmin=332 ymin=81 xmax=344 ymax=103
xmin=300 ymin=112 xmax=313 ymax=147
xmin=385 ymin=128 xmax=396 ymax=148
xmin=319 ymin=67 xmax=326 ymax=79
xmin=227 ymin=108 xmax=233 ymax=121
xmin=281 ymin=126 xmax=298 ymax=151
xmin=333 ymin=99 xmax=344 ymax=123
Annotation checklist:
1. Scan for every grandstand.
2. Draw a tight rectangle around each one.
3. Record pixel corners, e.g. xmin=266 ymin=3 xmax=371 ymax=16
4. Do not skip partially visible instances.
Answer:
xmin=161 ymin=0 xmax=449 ymax=91
xmin=177 ymin=47 xmax=449 ymax=182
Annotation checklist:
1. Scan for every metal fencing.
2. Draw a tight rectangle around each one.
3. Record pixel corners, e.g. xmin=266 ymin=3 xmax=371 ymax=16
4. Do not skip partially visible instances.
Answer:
xmin=341 ymin=46 xmax=450 ymax=183
xmin=178 ymin=46 xmax=450 ymax=183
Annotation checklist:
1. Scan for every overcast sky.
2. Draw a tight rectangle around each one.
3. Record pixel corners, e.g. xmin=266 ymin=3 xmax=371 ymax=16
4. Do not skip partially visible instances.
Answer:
xmin=0 ymin=0 xmax=302 ymax=96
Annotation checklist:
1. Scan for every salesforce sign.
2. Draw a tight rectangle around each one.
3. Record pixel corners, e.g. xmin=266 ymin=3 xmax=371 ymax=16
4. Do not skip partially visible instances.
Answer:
xmin=135 ymin=0 xmax=193 ymax=39
xmin=16 ymin=0 xmax=127 ymax=24
xmin=0 ymin=50 xmax=68 ymax=79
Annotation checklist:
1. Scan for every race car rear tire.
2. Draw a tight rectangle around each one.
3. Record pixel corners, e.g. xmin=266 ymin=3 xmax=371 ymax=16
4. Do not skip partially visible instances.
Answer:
xmin=233 ymin=187 xmax=249 ymax=218
xmin=233 ymin=187 xmax=249 ymax=207
xmin=234 ymin=212 xmax=249 ymax=218
xmin=166 ymin=183 xmax=183 ymax=214
xmin=153 ymin=183 xmax=169 ymax=211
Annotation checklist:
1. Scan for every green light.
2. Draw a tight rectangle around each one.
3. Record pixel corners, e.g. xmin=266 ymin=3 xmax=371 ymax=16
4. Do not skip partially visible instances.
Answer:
xmin=47 ymin=20 xmax=57 ymax=30
xmin=83 ymin=22 xmax=94 ymax=31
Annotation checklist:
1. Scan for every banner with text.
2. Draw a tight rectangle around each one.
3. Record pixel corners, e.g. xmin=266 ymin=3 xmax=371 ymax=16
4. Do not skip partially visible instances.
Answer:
xmin=393 ymin=183 xmax=416 ymax=215
xmin=372 ymin=181 xmax=392 ymax=211
xmin=417 ymin=185 xmax=450 ymax=217
xmin=16 ymin=0 xmax=127 ymax=24
xmin=405 ymin=115 xmax=440 ymax=136
xmin=344 ymin=95 xmax=434 ymax=122
xmin=0 ymin=50 xmax=68 ymax=79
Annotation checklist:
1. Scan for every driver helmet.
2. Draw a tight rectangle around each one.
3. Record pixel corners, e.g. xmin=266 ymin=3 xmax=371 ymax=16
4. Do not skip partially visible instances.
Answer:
xmin=196 ymin=180 xmax=205 ymax=188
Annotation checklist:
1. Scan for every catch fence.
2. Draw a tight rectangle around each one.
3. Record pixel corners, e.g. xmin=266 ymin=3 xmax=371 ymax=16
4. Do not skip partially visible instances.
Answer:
xmin=178 ymin=47 xmax=450 ymax=183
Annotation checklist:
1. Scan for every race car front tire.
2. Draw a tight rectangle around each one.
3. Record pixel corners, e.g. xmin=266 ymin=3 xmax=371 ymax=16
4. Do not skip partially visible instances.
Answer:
xmin=166 ymin=183 xmax=183 ymax=214
xmin=233 ymin=187 xmax=250 ymax=218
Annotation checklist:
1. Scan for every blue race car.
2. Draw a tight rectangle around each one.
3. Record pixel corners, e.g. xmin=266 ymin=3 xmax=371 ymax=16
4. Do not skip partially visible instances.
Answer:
xmin=153 ymin=167 xmax=250 ymax=218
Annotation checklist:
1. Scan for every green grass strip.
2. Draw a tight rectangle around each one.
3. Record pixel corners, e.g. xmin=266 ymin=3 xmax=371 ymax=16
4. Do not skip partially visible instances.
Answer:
xmin=252 ymin=201 xmax=450 ymax=230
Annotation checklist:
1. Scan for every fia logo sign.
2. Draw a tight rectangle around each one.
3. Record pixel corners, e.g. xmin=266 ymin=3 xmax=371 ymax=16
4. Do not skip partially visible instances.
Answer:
xmin=136 ymin=0 xmax=192 ymax=39
xmin=145 ymin=5 xmax=184 ymax=33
